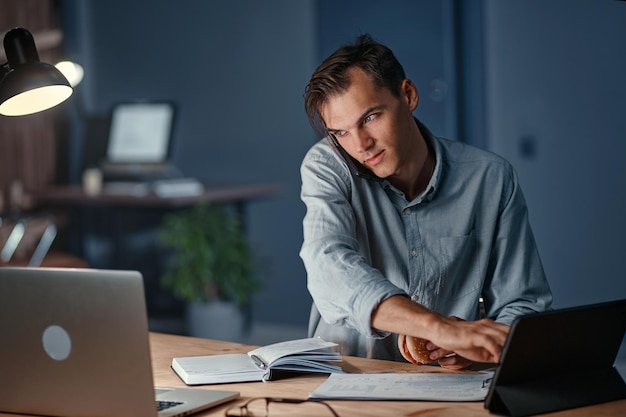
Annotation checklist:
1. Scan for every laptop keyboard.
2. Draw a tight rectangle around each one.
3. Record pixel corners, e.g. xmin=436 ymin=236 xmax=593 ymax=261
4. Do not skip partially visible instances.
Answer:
xmin=156 ymin=400 xmax=184 ymax=411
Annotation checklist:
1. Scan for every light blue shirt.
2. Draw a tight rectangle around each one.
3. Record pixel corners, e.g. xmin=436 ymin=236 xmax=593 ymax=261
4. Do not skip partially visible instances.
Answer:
xmin=299 ymin=128 xmax=552 ymax=361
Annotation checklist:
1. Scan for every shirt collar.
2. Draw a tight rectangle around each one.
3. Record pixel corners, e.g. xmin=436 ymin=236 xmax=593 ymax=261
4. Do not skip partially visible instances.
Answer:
xmin=382 ymin=119 xmax=442 ymax=204
xmin=421 ymin=124 xmax=442 ymax=202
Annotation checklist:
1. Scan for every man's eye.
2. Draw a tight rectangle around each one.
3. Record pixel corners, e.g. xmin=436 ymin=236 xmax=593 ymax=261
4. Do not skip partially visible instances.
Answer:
xmin=335 ymin=130 xmax=346 ymax=137
xmin=365 ymin=113 xmax=378 ymax=123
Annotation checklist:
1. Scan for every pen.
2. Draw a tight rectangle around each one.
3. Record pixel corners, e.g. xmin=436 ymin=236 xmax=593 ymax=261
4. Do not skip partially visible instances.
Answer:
xmin=250 ymin=354 xmax=267 ymax=369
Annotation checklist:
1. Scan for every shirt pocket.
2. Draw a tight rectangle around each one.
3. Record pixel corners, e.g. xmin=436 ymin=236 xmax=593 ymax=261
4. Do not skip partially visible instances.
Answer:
xmin=438 ymin=230 xmax=482 ymax=301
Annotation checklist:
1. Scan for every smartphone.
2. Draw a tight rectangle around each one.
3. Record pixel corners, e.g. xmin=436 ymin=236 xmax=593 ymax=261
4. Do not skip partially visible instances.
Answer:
xmin=326 ymin=133 xmax=382 ymax=182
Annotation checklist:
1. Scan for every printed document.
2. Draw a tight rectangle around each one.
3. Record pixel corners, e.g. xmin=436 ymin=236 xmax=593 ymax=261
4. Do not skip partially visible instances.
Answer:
xmin=309 ymin=371 xmax=493 ymax=402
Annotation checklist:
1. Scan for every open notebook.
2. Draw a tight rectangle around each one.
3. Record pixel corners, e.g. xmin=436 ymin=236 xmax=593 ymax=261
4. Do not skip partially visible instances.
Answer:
xmin=0 ymin=267 xmax=239 ymax=417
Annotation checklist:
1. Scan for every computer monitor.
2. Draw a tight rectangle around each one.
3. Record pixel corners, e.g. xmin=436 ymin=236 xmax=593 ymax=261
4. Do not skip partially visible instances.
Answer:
xmin=105 ymin=101 xmax=176 ymax=165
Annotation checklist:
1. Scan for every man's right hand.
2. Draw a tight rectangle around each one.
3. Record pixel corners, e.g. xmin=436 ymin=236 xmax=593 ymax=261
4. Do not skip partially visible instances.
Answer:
xmin=427 ymin=316 xmax=509 ymax=364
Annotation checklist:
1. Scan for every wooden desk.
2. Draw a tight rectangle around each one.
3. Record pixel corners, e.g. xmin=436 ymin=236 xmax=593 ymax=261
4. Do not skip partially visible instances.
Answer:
xmin=149 ymin=333 xmax=626 ymax=417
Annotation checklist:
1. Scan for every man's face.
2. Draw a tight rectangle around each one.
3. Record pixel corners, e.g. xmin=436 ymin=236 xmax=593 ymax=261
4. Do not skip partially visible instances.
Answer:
xmin=321 ymin=67 xmax=419 ymax=180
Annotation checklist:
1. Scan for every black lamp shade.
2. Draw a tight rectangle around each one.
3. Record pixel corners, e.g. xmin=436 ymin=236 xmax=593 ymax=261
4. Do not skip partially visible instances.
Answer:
xmin=0 ymin=27 xmax=72 ymax=116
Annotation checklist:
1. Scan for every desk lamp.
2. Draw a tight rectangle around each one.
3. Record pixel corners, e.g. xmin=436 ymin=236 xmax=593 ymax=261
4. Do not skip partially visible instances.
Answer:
xmin=0 ymin=27 xmax=73 ymax=116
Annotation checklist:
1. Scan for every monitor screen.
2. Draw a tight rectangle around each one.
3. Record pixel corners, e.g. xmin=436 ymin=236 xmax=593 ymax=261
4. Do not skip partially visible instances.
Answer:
xmin=106 ymin=102 xmax=175 ymax=164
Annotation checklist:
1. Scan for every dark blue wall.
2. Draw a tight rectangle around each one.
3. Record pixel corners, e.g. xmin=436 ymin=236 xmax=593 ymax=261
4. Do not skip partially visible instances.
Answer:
xmin=482 ymin=0 xmax=626 ymax=308
xmin=59 ymin=0 xmax=626 ymax=333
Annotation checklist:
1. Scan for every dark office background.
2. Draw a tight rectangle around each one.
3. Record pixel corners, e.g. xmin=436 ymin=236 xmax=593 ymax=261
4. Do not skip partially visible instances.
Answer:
xmin=10 ymin=0 xmax=625 ymax=340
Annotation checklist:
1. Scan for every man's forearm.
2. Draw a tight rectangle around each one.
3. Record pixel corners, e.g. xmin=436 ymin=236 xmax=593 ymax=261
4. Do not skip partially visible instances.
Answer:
xmin=370 ymin=295 xmax=442 ymax=338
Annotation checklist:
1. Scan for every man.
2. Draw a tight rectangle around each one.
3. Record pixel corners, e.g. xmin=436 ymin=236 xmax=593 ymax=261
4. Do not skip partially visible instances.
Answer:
xmin=299 ymin=34 xmax=552 ymax=370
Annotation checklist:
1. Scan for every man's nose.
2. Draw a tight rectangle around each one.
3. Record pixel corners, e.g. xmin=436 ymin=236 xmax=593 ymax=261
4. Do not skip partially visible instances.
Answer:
xmin=354 ymin=130 xmax=374 ymax=153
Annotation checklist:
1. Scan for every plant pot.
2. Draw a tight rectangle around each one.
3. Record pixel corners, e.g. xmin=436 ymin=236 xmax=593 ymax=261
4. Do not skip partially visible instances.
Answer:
xmin=186 ymin=300 xmax=245 ymax=342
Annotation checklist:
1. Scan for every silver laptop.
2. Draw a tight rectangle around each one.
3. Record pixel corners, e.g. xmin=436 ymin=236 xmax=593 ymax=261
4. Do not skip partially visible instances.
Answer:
xmin=0 ymin=267 xmax=239 ymax=417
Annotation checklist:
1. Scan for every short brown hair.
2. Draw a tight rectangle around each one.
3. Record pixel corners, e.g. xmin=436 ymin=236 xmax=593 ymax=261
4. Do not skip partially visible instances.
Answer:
xmin=304 ymin=34 xmax=406 ymax=136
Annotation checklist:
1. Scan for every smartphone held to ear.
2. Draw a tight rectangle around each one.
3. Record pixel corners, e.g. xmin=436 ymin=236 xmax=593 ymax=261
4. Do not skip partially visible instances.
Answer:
xmin=326 ymin=133 xmax=382 ymax=182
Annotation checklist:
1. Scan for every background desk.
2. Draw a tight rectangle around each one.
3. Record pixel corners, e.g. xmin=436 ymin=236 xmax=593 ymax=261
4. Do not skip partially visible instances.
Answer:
xmin=149 ymin=333 xmax=626 ymax=417
xmin=34 ymin=183 xmax=283 ymax=218
xmin=34 ymin=184 xmax=283 ymax=334
xmin=34 ymin=183 xmax=283 ymax=248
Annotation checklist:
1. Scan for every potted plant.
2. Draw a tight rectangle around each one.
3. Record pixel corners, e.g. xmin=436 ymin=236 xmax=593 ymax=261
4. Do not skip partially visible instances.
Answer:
xmin=158 ymin=203 xmax=260 ymax=341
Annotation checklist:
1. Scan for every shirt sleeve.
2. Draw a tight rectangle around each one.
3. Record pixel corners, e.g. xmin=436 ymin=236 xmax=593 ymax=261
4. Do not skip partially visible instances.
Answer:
xmin=299 ymin=142 xmax=407 ymax=338
xmin=482 ymin=164 xmax=553 ymax=324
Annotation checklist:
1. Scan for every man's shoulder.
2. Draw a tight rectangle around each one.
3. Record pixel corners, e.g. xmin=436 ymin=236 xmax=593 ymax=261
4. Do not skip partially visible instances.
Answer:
xmin=302 ymin=137 xmax=352 ymax=173
xmin=301 ymin=137 xmax=353 ymax=184
xmin=303 ymin=137 xmax=334 ymax=160
xmin=436 ymin=137 xmax=512 ymax=168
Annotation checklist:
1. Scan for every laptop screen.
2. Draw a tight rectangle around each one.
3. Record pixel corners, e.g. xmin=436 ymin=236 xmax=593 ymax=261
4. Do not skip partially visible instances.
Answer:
xmin=106 ymin=102 xmax=175 ymax=164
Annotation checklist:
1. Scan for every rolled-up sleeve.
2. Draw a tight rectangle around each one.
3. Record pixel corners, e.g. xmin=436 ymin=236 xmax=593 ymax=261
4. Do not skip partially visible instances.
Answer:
xmin=299 ymin=142 xmax=406 ymax=338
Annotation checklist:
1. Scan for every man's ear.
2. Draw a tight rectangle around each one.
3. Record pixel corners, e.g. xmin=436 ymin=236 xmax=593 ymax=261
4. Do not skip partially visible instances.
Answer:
xmin=401 ymin=79 xmax=419 ymax=111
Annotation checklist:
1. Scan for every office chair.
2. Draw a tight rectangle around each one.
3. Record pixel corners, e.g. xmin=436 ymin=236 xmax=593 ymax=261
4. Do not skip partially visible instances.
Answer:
xmin=0 ymin=213 xmax=88 ymax=268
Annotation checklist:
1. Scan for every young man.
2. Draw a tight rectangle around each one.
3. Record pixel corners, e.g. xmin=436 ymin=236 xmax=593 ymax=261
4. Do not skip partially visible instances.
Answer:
xmin=299 ymin=34 xmax=552 ymax=369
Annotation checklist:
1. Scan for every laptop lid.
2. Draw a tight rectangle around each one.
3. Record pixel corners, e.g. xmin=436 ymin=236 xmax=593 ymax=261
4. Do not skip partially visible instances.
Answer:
xmin=485 ymin=299 xmax=626 ymax=417
xmin=0 ymin=267 xmax=238 ymax=417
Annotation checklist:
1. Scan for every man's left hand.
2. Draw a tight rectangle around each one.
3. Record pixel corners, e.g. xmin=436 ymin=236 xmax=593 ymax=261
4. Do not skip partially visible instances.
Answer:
xmin=426 ymin=343 xmax=473 ymax=370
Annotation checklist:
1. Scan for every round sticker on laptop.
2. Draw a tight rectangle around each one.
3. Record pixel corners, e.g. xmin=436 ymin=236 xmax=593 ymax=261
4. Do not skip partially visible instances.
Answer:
xmin=42 ymin=325 xmax=72 ymax=361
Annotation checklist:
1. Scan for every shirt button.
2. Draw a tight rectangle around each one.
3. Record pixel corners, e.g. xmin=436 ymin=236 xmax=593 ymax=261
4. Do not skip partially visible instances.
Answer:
xmin=403 ymin=208 xmax=411 ymax=215
xmin=411 ymin=249 xmax=418 ymax=258
xmin=411 ymin=294 xmax=419 ymax=302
